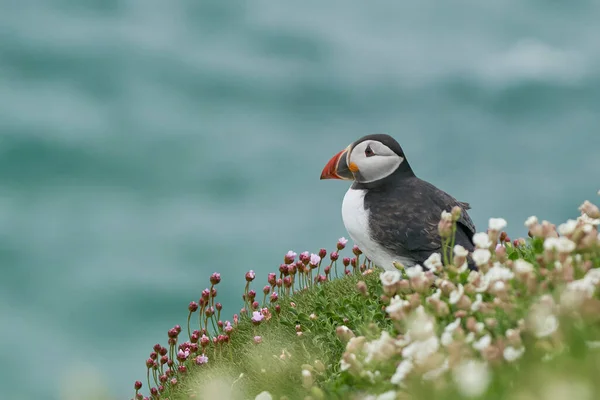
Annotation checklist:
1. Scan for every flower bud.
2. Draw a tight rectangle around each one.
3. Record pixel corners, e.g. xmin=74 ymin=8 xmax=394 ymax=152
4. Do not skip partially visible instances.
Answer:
xmin=267 ymin=273 xmax=277 ymax=286
xmin=245 ymin=270 xmax=256 ymax=282
xmin=134 ymin=381 xmax=142 ymax=390
xmin=342 ymin=257 xmax=350 ymax=267
xmin=352 ymin=245 xmax=362 ymax=256
xmin=319 ymin=248 xmax=327 ymax=258
xmin=188 ymin=301 xmax=199 ymax=312
xmin=210 ymin=272 xmax=221 ymax=285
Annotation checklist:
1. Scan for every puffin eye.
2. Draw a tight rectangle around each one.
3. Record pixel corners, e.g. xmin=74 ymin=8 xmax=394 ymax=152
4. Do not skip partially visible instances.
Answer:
xmin=364 ymin=145 xmax=374 ymax=157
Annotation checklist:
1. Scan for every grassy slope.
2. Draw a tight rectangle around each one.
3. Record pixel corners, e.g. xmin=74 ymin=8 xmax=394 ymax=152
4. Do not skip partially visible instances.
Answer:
xmin=166 ymin=238 xmax=600 ymax=400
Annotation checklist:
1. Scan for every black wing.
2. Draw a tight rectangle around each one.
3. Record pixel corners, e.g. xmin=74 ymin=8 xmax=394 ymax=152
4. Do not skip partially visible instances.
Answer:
xmin=365 ymin=178 xmax=476 ymax=266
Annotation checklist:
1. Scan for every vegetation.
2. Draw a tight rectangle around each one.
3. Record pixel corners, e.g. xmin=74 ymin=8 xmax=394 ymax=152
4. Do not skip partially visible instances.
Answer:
xmin=132 ymin=196 xmax=600 ymax=400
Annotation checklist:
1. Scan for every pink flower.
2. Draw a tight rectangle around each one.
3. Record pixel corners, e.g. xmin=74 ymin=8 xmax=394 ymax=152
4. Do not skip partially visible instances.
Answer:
xmin=337 ymin=237 xmax=348 ymax=250
xmin=245 ymin=270 xmax=256 ymax=282
xmin=254 ymin=335 xmax=262 ymax=344
xmin=195 ymin=354 xmax=208 ymax=365
xmin=210 ymin=272 xmax=221 ymax=285
xmin=309 ymin=254 xmax=321 ymax=266
xmin=267 ymin=273 xmax=277 ymax=286
xmin=300 ymin=251 xmax=310 ymax=264
xmin=176 ymin=349 xmax=190 ymax=361
xmin=284 ymin=251 xmax=297 ymax=264
xmin=251 ymin=311 xmax=264 ymax=324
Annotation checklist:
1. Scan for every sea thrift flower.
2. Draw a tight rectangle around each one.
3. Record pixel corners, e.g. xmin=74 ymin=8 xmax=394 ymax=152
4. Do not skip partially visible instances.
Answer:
xmin=188 ymin=301 xmax=198 ymax=312
xmin=254 ymin=336 xmax=262 ymax=344
xmin=300 ymin=251 xmax=310 ymax=263
xmin=343 ymin=257 xmax=350 ymax=267
xmin=309 ymin=253 xmax=321 ymax=267
xmin=544 ymin=237 xmax=576 ymax=253
xmin=330 ymin=251 xmax=339 ymax=261
xmin=319 ymin=248 xmax=327 ymax=258
xmin=473 ymin=232 xmax=492 ymax=249
xmin=424 ymin=253 xmax=443 ymax=273
xmin=263 ymin=285 xmax=270 ymax=295
xmin=380 ymin=270 xmax=401 ymax=292
xmin=558 ymin=219 xmax=579 ymax=236
xmin=270 ymin=292 xmax=278 ymax=303
xmin=337 ymin=237 xmax=348 ymax=250
xmin=488 ymin=218 xmax=507 ymax=231
xmin=525 ymin=216 xmax=538 ymax=228
xmin=210 ymin=272 xmax=221 ymax=285
xmin=364 ymin=331 xmax=396 ymax=363
xmin=336 ymin=325 xmax=355 ymax=342
xmin=391 ymin=359 xmax=413 ymax=385
xmin=246 ymin=270 xmax=256 ymax=282
xmin=503 ymin=346 xmax=525 ymax=362
xmin=449 ymin=284 xmax=464 ymax=305
xmin=453 ymin=360 xmax=491 ymax=398
xmin=284 ymin=251 xmax=297 ymax=264
xmin=251 ymin=311 xmax=264 ymax=325
xmin=267 ymin=273 xmax=276 ymax=285
xmin=352 ymin=245 xmax=362 ymax=255
xmin=195 ymin=354 xmax=208 ymax=365
xmin=580 ymin=200 xmax=600 ymax=219
xmin=472 ymin=249 xmax=491 ymax=266
xmin=514 ymin=259 xmax=534 ymax=274
xmin=176 ymin=349 xmax=189 ymax=361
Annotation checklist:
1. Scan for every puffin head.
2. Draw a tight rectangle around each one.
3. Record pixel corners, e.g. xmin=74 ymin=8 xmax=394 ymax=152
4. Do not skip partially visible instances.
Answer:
xmin=320 ymin=134 xmax=414 ymax=184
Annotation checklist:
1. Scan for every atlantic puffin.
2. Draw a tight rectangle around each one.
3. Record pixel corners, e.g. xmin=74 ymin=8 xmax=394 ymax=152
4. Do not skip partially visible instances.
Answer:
xmin=320 ymin=134 xmax=476 ymax=271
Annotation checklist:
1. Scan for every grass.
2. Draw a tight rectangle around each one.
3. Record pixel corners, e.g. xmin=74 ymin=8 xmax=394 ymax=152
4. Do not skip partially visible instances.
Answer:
xmin=132 ymin=198 xmax=600 ymax=400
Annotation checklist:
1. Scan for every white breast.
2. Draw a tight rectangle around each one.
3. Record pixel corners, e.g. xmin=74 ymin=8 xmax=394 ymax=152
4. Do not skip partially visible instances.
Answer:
xmin=341 ymin=188 xmax=414 ymax=271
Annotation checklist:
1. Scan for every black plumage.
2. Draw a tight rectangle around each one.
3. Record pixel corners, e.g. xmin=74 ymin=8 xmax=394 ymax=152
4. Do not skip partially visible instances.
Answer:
xmin=350 ymin=134 xmax=476 ymax=268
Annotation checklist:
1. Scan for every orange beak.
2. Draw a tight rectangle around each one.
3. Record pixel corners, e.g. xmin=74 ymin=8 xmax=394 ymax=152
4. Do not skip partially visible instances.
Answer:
xmin=320 ymin=146 xmax=354 ymax=180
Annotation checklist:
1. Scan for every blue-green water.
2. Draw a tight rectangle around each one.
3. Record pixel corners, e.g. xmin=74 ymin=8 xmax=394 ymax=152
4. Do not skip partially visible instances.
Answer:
xmin=1 ymin=1 xmax=599 ymax=398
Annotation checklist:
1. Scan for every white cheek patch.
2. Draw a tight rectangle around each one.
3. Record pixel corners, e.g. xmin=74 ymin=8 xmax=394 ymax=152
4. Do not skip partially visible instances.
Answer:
xmin=359 ymin=155 xmax=403 ymax=183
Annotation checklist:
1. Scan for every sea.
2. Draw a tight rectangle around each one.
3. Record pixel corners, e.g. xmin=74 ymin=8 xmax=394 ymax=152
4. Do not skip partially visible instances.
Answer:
xmin=0 ymin=1 xmax=599 ymax=399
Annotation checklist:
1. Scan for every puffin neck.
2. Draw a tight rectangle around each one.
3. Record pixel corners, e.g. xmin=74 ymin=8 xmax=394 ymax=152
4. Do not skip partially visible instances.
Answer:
xmin=351 ymin=160 xmax=415 ymax=191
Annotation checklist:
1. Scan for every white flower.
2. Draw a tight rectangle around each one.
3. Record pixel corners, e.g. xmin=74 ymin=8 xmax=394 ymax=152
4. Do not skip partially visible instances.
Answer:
xmin=558 ymin=219 xmax=578 ymax=236
xmin=473 ymin=334 xmax=491 ymax=351
xmin=380 ymin=270 xmax=401 ymax=287
xmin=402 ymin=336 xmax=440 ymax=364
xmin=391 ymin=359 xmax=413 ymax=385
xmin=386 ymin=295 xmax=409 ymax=315
xmin=473 ymin=232 xmax=492 ymax=249
xmin=441 ymin=210 xmax=453 ymax=222
xmin=525 ymin=215 xmax=538 ymax=228
xmin=489 ymin=218 xmax=507 ymax=231
xmin=485 ymin=262 xmax=514 ymax=282
xmin=255 ymin=391 xmax=273 ymax=400
xmin=579 ymin=213 xmax=600 ymax=226
xmin=424 ymin=253 xmax=443 ymax=272
xmin=454 ymin=245 xmax=469 ymax=258
xmin=472 ymin=249 xmax=491 ymax=266
xmin=453 ymin=360 xmax=491 ymax=398
xmin=456 ymin=261 xmax=469 ymax=273
xmin=449 ymin=284 xmax=464 ymax=305
xmin=514 ymin=259 xmax=534 ymax=274
xmin=364 ymin=331 xmax=396 ymax=363
xmin=471 ymin=294 xmax=483 ymax=312
xmin=441 ymin=331 xmax=454 ymax=346
xmin=530 ymin=310 xmax=559 ymax=338
xmin=475 ymin=322 xmax=485 ymax=333
xmin=376 ymin=391 xmax=397 ymax=400
xmin=407 ymin=306 xmax=436 ymax=340
xmin=405 ymin=264 xmax=424 ymax=278
xmin=428 ymin=289 xmax=442 ymax=301
xmin=544 ymin=237 xmax=576 ymax=253
xmin=465 ymin=332 xmax=475 ymax=343
xmin=492 ymin=281 xmax=505 ymax=292
xmin=503 ymin=346 xmax=525 ymax=362
xmin=445 ymin=318 xmax=461 ymax=333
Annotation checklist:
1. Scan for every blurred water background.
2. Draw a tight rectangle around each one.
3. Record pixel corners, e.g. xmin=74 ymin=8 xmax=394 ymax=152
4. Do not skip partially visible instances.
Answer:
xmin=0 ymin=1 xmax=599 ymax=398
